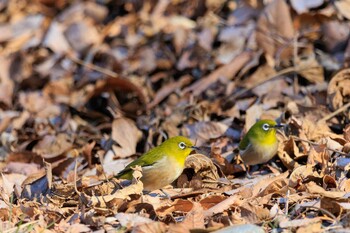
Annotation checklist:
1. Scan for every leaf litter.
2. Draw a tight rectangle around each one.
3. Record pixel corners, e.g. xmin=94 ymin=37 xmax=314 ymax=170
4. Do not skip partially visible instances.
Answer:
xmin=1 ymin=0 xmax=350 ymax=232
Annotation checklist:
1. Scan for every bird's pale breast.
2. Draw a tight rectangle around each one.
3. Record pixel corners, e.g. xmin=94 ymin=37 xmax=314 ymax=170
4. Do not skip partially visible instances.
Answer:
xmin=141 ymin=155 xmax=183 ymax=191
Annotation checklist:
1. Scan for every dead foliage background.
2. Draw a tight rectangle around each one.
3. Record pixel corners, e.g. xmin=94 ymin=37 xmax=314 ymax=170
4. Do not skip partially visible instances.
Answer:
xmin=0 ymin=0 xmax=350 ymax=232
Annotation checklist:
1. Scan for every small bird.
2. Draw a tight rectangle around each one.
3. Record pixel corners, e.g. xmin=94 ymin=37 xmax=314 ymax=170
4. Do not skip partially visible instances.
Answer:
xmin=116 ymin=136 xmax=197 ymax=191
xmin=239 ymin=119 xmax=283 ymax=167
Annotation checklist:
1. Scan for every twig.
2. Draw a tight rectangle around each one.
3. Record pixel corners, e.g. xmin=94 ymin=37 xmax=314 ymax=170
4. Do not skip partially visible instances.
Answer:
xmin=299 ymin=205 xmax=339 ymax=226
xmin=67 ymin=54 xmax=118 ymax=78
xmin=291 ymin=136 xmax=348 ymax=156
xmin=74 ymin=158 xmax=81 ymax=195
xmin=3 ymin=220 xmax=39 ymax=233
xmin=285 ymin=189 xmax=290 ymax=216
xmin=318 ymin=101 xmax=350 ymax=123
xmin=229 ymin=65 xmax=320 ymax=100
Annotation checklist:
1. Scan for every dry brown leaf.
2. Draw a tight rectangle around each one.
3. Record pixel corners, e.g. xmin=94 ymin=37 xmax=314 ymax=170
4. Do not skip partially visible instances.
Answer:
xmin=33 ymin=133 xmax=73 ymax=159
xmin=279 ymin=217 xmax=321 ymax=229
xmin=297 ymin=56 xmax=324 ymax=83
xmin=250 ymin=172 xmax=289 ymax=198
xmin=183 ymin=121 xmax=230 ymax=146
xmin=184 ymin=154 xmax=219 ymax=189
xmin=241 ymin=64 xmax=276 ymax=90
xmin=307 ymin=144 xmax=330 ymax=173
xmin=256 ymin=0 xmax=294 ymax=65
xmin=289 ymin=165 xmax=318 ymax=189
xmin=335 ymin=0 xmax=350 ymax=20
xmin=147 ymin=75 xmax=192 ymax=109
xmin=203 ymin=195 xmax=240 ymax=217
xmin=240 ymin=202 xmax=270 ymax=223
xmin=302 ymin=118 xmax=339 ymax=141
xmin=327 ymin=68 xmax=350 ymax=110
xmin=157 ymin=199 xmax=194 ymax=217
xmin=199 ymin=195 xmax=227 ymax=210
xmin=0 ymin=56 xmax=14 ymax=108
xmin=43 ymin=21 xmax=71 ymax=54
xmin=290 ymin=0 xmax=324 ymax=14
xmin=64 ymin=21 xmax=100 ymax=52
xmin=4 ymin=162 xmax=41 ymax=176
xmin=90 ymin=166 xmax=143 ymax=206
xmin=112 ymin=117 xmax=142 ymax=158
xmin=244 ymin=105 xmax=263 ymax=132
xmin=168 ymin=202 xmax=205 ymax=233
xmin=183 ymin=51 xmax=253 ymax=96
xmin=212 ymin=224 xmax=265 ymax=233
xmin=132 ymin=221 xmax=167 ymax=233
xmin=321 ymin=21 xmax=350 ymax=52
xmin=115 ymin=213 xmax=154 ymax=228
xmin=305 ymin=182 xmax=346 ymax=199
xmin=339 ymin=179 xmax=350 ymax=192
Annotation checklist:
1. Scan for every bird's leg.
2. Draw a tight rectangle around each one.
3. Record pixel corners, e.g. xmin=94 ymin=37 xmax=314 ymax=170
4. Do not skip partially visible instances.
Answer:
xmin=268 ymin=161 xmax=281 ymax=171
xmin=244 ymin=163 xmax=254 ymax=179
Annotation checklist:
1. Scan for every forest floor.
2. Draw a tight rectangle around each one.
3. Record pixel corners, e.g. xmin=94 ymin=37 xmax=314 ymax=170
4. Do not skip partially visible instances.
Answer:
xmin=1 ymin=0 xmax=350 ymax=232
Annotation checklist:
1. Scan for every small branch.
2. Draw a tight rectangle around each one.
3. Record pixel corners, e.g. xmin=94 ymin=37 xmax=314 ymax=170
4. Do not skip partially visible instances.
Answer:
xmin=74 ymin=158 xmax=81 ymax=195
xmin=291 ymin=136 xmax=348 ymax=156
xmin=318 ymin=101 xmax=350 ymax=123
xmin=229 ymin=65 xmax=320 ymax=100
xmin=67 ymin=54 xmax=118 ymax=78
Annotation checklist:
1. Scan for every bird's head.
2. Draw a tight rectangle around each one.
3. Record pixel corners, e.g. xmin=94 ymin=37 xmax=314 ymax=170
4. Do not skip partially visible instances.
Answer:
xmin=160 ymin=136 xmax=197 ymax=160
xmin=246 ymin=119 xmax=283 ymax=144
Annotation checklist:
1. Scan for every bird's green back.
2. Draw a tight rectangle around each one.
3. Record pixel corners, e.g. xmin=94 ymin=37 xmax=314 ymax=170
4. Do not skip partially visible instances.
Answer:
xmin=116 ymin=147 xmax=166 ymax=179
xmin=116 ymin=136 xmax=194 ymax=180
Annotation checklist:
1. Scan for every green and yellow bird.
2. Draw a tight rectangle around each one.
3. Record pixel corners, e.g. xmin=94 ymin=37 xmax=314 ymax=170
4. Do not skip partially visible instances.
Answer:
xmin=239 ymin=119 xmax=283 ymax=166
xmin=116 ymin=136 xmax=197 ymax=191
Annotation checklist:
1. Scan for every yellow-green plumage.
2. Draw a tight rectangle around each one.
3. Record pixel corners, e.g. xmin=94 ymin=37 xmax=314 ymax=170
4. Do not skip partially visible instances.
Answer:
xmin=239 ymin=120 xmax=281 ymax=166
xmin=116 ymin=136 xmax=195 ymax=191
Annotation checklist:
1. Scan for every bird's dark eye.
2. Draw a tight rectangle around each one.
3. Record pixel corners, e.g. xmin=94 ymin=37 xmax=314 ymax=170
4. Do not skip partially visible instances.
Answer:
xmin=178 ymin=142 xmax=186 ymax=150
xmin=262 ymin=123 xmax=270 ymax=131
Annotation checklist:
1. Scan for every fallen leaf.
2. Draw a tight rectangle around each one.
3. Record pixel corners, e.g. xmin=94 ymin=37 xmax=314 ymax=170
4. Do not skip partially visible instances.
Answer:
xmin=183 ymin=51 xmax=253 ymax=96
xmin=290 ymin=0 xmax=324 ymax=14
xmin=33 ymin=133 xmax=73 ymax=159
xmin=335 ymin=0 xmax=350 ymax=20
xmin=305 ymin=182 xmax=346 ymax=199
xmin=327 ymin=68 xmax=350 ymax=110
xmin=112 ymin=117 xmax=142 ymax=158
xmin=256 ymin=0 xmax=294 ymax=65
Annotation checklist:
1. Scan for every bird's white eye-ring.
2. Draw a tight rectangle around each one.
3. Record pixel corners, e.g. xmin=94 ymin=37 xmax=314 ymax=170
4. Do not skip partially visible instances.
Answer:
xmin=178 ymin=142 xmax=186 ymax=150
xmin=262 ymin=123 xmax=270 ymax=131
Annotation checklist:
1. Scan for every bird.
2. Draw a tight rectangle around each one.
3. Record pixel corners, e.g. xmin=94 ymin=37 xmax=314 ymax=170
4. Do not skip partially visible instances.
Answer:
xmin=239 ymin=119 xmax=283 ymax=168
xmin=116 ymin=136 xmax=197 ymax=192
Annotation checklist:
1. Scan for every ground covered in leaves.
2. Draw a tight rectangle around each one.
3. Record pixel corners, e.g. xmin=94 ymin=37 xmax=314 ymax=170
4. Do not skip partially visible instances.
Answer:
xmin=1 ymin=0 xmax=350 ymax=232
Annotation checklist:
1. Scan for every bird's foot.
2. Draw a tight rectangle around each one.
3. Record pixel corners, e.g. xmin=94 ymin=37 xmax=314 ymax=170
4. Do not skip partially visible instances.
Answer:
xmin=245 ymin=171 xmax=255 ymax=179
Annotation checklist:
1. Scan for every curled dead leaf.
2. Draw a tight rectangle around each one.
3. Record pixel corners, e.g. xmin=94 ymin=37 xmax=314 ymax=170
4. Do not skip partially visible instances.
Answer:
xmin=183 ymin=154 xmax=220 ymax=189
xmin=327 ymin=69 xmax=350 ymax=111
xmin=277 ymin=136 xmax=301 ymax=171
xmin=289 ymin=165 xmax=317 ymax=190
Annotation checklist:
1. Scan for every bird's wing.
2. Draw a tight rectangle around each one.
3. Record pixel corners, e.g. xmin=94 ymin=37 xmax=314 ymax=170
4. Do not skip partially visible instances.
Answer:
xmin=116 ymin=149 xmax=165 ymax=179
xmin=238 ymin=134 xmax=251 ymax=151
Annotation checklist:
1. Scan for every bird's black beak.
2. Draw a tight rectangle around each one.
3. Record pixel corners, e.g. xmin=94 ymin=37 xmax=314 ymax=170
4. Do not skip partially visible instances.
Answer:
xmin=191 ymin=146 xmax=200 ymax=150
xmin=273 ymin=124 xmax=284 ymax=128
xmin=273 ymin=124 xmax=285 ymax=129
